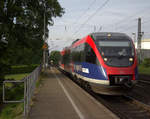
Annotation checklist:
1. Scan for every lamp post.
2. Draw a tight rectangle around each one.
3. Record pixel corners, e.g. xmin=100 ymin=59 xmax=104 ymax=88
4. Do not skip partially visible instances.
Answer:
xmin=43 ymin=2 xmax=46 ymax=70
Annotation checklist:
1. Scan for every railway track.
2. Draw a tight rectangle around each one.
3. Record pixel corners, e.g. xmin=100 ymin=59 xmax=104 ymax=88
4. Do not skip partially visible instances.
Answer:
xmin=70 ymin=78 xmax=150 ymax=118
xmin=137 ymin=75 xmax=150 ymax=88
xmin=135 ymin=76 xmax=150 ymax=92
xmin=60 ymin=70 xmax=150 ymax=119
xmin=92 ymin=94 xmax=150 ymax=119
xmin=138 ymin=80 xmax=150 ymax=84
xmin=139 ymin=74 xmax=150 ymax=81
xmin=127 ymin=77 xmax=150 ymax=106
xmin=135 ymin=79 xmax=150 ymax=92
xmin=89 ymin=76 xmax=150 ymax=119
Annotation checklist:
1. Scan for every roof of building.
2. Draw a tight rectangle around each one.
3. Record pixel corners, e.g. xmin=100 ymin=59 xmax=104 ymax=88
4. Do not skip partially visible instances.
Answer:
xmin=142 ymin=39 xmax=150 ymax=42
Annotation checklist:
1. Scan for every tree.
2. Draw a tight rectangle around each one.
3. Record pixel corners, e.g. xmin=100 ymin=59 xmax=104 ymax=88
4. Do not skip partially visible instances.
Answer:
xmin=0 ymin=0 xmax=64 ymax=80
xmin=49 ymin=51 xmax=61 ymax=66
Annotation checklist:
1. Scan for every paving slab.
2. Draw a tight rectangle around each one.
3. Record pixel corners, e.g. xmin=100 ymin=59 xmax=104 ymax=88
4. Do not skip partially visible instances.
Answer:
xmin=28 ymin=68 xmax=119 ymax=119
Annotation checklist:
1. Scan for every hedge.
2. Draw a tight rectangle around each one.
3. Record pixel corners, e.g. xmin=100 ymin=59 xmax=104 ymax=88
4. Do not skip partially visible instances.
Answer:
xmin=6 ymin=64 xmax=39 ymax=74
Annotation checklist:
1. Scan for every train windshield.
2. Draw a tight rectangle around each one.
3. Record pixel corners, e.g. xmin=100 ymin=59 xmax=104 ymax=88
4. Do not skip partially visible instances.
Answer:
xmin=96 ymin=40 xmax=135 ymax=67
xmin=99 ymin=41 xmax=129 ymax=47
xmin=98 ymin=41 xmax=134 ymax=57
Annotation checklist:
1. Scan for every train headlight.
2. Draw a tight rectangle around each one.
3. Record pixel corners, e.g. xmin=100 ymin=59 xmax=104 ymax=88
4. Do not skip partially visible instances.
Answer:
xmin=104 ymin=58 xmax=108 ymax=61
xmin=107 ymin=33 xmax=111 ymax=37
xmin=129 ymin=58 xmax=133 ymax=62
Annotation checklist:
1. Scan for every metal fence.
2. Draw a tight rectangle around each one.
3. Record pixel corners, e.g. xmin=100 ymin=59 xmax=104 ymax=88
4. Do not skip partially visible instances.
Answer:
xmin=136 ymin=49 xmax=150 ymax=63
xmin=141 ymin=49 xmax=150 ymax=59
xmin=3 ymin=65 xmax=42 ymax=118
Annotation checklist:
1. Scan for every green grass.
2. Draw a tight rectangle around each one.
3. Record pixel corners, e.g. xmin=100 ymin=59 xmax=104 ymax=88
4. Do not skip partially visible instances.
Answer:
xmin=0 ymin=71 xmax=43 ymax=119
xmin=0 ymin=87 xmax=24 ymax=119
xmin=0 ymin=73 xmax=28 ymax=119
xmin=139 ymin=65 xmax=150 ymax=75
xmin=1 ymin=69 xmax=43 ymax=119
xmin=5 ymin=73 xmax=29 ymax=80
xmin=0 ymin=103 xmax=24 ymax=119
xmin=4 ymin=73 xmax=28 ymax=88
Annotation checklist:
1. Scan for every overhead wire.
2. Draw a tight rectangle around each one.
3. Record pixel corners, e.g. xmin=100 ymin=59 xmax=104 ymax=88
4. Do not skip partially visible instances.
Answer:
xmin=142 ymin=19 xmax=150 ymax=25
xmin=61 ymin=0 xmax=97 ymax=40
xmin=118 ymin=18 xmax=150 ymax=33
xmin=119 ymin=24 xmax=137 ymax=32
xmin=104 ymin=6 xmax=150 ymax=31
xmin=116 ymin=16 xmax=150 ymax=32
xmin=72 ymin=0 xmax=97 ymax=25
xmin=51 ymin=1 xmax=150 ymax=48
xmin=72 ymin=0 xmax=110 ymax=38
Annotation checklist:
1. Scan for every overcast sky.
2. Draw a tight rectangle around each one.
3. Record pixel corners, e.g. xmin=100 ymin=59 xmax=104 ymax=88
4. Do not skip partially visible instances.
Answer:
xmin=48 ymin=0 xmax=150 ymax=51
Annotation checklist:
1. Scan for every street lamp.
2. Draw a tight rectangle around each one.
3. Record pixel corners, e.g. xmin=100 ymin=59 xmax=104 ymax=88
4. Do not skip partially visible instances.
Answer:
xmin=43 ymin=1 xmax=46 ymax=70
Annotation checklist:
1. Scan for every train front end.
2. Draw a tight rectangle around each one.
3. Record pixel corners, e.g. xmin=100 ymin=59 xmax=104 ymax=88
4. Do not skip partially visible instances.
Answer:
xmin=89 ymin=33 xmax=138 ymax=95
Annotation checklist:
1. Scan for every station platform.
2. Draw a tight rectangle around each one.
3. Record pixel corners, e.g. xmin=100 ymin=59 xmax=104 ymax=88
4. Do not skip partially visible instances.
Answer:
xmin=28 ymin=68 xmax=119 ymax=119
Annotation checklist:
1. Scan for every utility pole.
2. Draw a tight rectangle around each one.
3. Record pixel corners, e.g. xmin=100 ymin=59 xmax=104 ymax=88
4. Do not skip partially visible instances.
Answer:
xmin=43 ymin=2 xmax=46 ymax=70
xmin=137 ymin=17 xmax=142 ymax=64
xmin=94 ymin=25 xmax=96 ymax=32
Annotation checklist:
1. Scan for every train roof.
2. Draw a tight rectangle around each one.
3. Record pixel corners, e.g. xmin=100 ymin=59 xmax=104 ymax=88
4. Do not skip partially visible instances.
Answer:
xmin=72 ymin=39 xmax=80 ymax=45
xmin=70 ymin=32 xmax=132 ymax=47
xmin=89 ymin=32 xmax=131 ymax=40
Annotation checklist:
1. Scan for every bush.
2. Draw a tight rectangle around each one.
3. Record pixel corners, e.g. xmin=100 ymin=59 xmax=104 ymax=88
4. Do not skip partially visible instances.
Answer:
xmin=141 ymin=58 xmax=150 ymax=67
xmin=6 ymin=64 xmax=39 ymax=74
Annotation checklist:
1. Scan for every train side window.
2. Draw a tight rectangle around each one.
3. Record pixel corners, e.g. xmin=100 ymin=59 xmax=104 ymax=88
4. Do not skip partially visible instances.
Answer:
xmin=85 ymin=43 xmax=96 ymax=64
xmin=77 ymin=46 xmax=79 ymax=61
xmin=71 ymin=44 xmax=85 ymax=63
xmin=71 ymin=47 xmax=75 ymax=62
xmin=80 ymin=43 xmax=85 ymax=62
